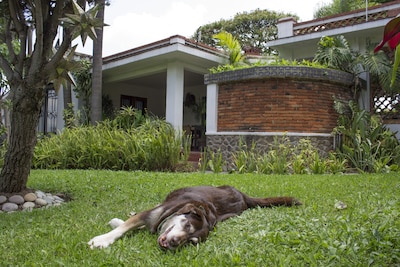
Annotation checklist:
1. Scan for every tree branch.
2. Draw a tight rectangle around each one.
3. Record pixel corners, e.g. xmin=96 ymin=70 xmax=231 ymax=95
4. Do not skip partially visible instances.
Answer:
xmin=42 ymin=1 xmax=74 ymax=79
xmin=27 ymin=0 xmax=44 ymax=85
xmin=0 ymin=53 xmax=14 ymax=82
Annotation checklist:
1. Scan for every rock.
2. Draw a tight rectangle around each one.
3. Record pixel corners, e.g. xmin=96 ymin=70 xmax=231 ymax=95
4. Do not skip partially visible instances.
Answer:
xmin=9 ymin=195 xmax=24 ymax=204
xmin=53 ymin=196 xmax=65 ymax=203
xmin=0 ymin=195 xmax=7 ymax=204
xmin=35 ymin=190 xmax=46 ymax=199
xmin=0 ymin=190 xmax=66 ymax=212
xmin=22 ymin=202 xmax=35 ymax=211
xmin=2 ymin=202 xmax=18 ymax=212
xmin=43 ymin=196 xmax=54 ymax=204
xmin=24 ymin=193 xmax=37 ymax=202
xmin=35 ymin=198 xmax=48 ymax=206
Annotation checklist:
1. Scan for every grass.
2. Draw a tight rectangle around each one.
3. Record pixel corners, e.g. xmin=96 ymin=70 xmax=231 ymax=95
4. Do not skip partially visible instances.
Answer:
xmin=1 ymin=170 xmax=399 ymax=266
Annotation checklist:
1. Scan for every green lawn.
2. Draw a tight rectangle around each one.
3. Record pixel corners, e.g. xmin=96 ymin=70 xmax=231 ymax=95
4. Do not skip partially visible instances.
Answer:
xmin=1 ymin=170 xmax=399 ymax=266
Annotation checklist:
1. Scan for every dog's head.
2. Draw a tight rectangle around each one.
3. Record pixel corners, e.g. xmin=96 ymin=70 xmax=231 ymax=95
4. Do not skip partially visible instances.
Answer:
xmin=157 ymin=203 xmax=216 ymax=250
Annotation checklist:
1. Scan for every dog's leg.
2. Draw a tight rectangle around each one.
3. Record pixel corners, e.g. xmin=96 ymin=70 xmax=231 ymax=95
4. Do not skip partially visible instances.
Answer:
xmin=108 ymin=218 xmax=124 ymax=229
xmin=88 ymin=213 xmax=146 ymax=249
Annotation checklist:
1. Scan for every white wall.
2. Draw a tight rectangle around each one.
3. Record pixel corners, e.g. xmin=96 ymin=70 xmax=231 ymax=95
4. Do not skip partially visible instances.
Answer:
xmin=103 ymin=82 xmax=166 ymax=117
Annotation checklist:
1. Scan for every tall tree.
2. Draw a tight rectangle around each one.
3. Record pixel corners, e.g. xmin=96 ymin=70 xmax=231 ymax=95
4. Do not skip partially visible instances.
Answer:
xmin=90 ymin=0 xmax=106 ymax=125
xmin=314 ymin=0 xmax=393 ymax=19
xmin=193 ymin=9 xmax=296 ymax=55
xmin=0 ymin=0 xmax=104 ymax=193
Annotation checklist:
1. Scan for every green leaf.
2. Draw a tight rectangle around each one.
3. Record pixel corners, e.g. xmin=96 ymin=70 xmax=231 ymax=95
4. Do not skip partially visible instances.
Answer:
xmin=391 ymin=45 xmax=400 ymax=87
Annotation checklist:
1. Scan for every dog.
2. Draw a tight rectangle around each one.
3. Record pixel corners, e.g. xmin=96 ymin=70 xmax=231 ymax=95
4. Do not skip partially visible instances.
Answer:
xmin=88 ymin=185 xmax=301 ymax=250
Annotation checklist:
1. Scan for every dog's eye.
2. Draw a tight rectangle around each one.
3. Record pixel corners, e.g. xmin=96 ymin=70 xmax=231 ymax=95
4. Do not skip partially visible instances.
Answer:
xmin=185 ymin=222 xmax=191 ymax=230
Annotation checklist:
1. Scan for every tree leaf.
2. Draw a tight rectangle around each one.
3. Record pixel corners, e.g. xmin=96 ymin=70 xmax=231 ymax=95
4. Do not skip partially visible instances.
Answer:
xmin=391 ymin=45 xmax=400 ymax=87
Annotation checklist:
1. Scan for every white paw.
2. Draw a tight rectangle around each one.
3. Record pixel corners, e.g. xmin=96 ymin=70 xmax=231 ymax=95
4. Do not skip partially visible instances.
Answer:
xmin=88 ymin=233 xmax=115 ymax=249
xmin=108 ymin=218 xmax=124 ymax=229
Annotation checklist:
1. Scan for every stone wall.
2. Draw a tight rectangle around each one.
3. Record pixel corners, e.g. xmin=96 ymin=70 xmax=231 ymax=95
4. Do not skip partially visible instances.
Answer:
xmin=206 ymin=134 xmax=335 ymax=170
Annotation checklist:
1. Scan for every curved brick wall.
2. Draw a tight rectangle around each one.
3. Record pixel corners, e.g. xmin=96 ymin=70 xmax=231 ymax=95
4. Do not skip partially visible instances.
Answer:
xmin=205 ymin=66 xmax=354 ymax=133
xmin=204 ymin=66 xmax=354 ymax=169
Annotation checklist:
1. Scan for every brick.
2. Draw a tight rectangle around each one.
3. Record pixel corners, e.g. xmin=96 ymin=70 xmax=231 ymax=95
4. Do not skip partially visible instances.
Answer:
xmin=217 ymin=78 xmax=352 ymax=133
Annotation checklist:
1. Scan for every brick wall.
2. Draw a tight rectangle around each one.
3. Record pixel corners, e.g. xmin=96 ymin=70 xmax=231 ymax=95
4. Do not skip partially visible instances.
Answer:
xmin=217 ymin=78 xmax=353 ymax=133
xmin=204 ymin=66 xmax=354 ymax=168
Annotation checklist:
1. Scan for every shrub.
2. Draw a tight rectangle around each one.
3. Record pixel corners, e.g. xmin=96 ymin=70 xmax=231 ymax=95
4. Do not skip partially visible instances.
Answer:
xmin=199 ymin=148 xmax=225 ymax=173
xmin=33 ymin=115 xmax=188 ymax=171
xmin=333 ymin=100 xmax=400 ymax=173
xmin=230 ymin=135 xmax=343 ymax=175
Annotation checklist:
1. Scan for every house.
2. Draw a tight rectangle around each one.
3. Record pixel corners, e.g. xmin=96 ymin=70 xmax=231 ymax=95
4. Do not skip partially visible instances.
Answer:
xmin=266 ymin=0 xmax=400 ymax=139
xmin=37 ymin=1 xmax=400 ymax=145
xmin=267 ymin=1 xmax=400 ymax=59
xmin=38 ymin=35 xmax=227 ymax=151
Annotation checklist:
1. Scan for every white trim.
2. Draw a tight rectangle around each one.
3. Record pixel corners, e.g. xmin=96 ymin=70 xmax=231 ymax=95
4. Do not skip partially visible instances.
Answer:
xmin=206 ymin=84 xmax=218 ymax=133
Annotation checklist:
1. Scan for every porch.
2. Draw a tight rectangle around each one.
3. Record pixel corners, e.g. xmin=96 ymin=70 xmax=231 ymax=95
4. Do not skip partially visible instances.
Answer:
xmin=101 ymin=35 xmax=226 ymax=151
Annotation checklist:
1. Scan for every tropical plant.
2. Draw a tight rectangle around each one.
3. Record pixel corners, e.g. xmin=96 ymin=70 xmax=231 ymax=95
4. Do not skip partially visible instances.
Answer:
xmin=333 ymin=100 xmax=400 ymax=172
xmin=207 ymin=149 xmax=224 ymax=173
xmin=230 ymin=135 xmax=344 ymax=175
xmin=374 ymin=16 xmax=400 ymax=86
xmin=0 ymin=0 xmax=104 ymax=193
xmin=104 ymin=106 xmax=146 ymax=130
xmin=33 ymin=116 xmax=188 ymax=171
xmin=212 ymin=31 xmax=245 ymax=65
xmin=314 ymin=35 xmax=396 ymax=98
xmin=314 ymin=36 xmax=354 ymax=72
xmin=199 ymin=148 xmax=225 ymax=173
xmin=209 ymin=57 xmax=327 ymax=74
xmin=232 ymin=139 xmax=258 ymax=174
xmin=72 ymin=59 xmax=92 ymax=125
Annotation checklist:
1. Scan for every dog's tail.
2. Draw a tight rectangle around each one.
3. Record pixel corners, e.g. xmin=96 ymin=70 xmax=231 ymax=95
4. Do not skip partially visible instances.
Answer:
xmin=247 ymin=196 xmax=302 ymax=208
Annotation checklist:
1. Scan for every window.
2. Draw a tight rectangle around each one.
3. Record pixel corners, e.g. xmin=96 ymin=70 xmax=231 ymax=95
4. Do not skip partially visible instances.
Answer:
xmin=120 ymin=95 xmax=147 ymax=114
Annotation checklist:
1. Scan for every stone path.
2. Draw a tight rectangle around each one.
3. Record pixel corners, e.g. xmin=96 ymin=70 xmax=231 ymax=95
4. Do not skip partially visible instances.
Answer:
xmin=0 ymin=190 xmax=66 ymax=213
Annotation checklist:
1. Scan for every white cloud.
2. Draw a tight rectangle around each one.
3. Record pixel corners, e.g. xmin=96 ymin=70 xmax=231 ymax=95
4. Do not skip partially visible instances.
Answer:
xmin=98 ymin=2 xmax=207 ymax=56
xmin=75 ymin=0 xmax=325 ymax=56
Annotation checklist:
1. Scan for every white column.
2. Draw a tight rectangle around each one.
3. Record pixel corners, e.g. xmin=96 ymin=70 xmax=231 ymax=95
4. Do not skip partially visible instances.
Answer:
xmin=165 ymin=62 xmax=184 ymax=131
xmin=206 ymin=83 xmax=218 ymax=134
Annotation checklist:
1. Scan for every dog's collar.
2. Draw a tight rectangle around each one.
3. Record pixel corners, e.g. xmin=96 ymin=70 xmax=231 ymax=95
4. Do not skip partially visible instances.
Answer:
xmin=157 ymin=212 xmax=177 ymax=233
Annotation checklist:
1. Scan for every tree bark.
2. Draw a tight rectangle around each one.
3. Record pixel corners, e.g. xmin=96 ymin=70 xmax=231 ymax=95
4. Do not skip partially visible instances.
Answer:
xmin=63 ymin=81 xmax=74 ymax=127
xmin=0 ymin=84 xmax=44 ymax=193
xmin=90 ymin=0 xmax=105 ymax=125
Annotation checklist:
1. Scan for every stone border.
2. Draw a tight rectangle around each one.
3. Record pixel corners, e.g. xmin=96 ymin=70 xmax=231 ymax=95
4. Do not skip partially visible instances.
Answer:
xmin=0 ymin=190 xmax=67 ymax=213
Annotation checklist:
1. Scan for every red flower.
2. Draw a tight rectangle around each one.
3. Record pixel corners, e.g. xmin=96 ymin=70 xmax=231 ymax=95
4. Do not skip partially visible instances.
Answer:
xmin=374 ymin=16 xmax=400 ymax=52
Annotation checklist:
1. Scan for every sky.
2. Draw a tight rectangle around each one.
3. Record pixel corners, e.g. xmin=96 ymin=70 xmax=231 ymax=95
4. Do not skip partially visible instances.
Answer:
xmin=74 ymin=0 xmax=329 ymax=56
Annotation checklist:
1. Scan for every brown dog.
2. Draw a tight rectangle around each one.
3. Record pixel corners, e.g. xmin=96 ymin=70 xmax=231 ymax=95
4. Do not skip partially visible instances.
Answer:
xmin=88 ymin=185 xmax=301 ymax=250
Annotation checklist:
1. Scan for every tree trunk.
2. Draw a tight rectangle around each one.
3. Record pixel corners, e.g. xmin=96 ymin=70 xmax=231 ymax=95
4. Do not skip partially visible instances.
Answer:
xmin=0 ymin=85 xmax=45 ymax=193
xmin=63 ymin=81 xmax=74 ymax=128
xmin=90 ymin=0 xmax=105 ymax=125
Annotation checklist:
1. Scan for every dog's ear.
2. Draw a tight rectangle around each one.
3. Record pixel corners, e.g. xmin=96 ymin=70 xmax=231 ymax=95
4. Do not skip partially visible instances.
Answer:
xmin=177 ymin=203 xmax=217 ymax=230
xmin=177 ymin=203 xmax=198 ymax=216
xmin=201 ymin=205 xmax=217 ymax=230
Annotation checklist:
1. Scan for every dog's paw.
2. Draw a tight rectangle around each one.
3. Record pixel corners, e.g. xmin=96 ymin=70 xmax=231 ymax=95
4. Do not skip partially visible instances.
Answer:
xmin=108 ymin=218 xmax=124 ymax=229
xmin=88 ymin=234 xmax=114 ymax=249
